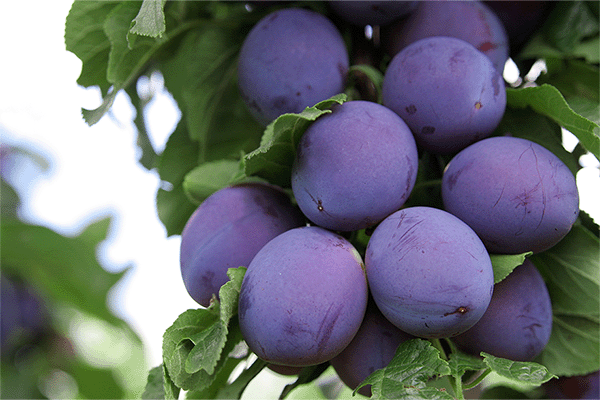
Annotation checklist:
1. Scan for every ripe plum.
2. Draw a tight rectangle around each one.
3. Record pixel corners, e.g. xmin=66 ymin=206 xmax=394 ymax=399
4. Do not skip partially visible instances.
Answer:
xmin=238 ymin=226 xmax=368 ymax=366
xmin=330 ymin=301 xmax=415 ymax=396
xmin=237 ymin=8 xmax=348 ymax=126
xmin=327 ymin=1 xmax=417 ymax=26
xmin=383 ymin=0 xmax=509 ymax=72
xmin=180 ymin=183 xmax=305 ymax=307
xmin=442 ymin=136 xmax=580 ymax=254
xmin=291 ymin=100 xmax=418 ymax=232
xmin=365 ymin=206 xmax=494 ymax=338
xmin=382 ymin=36 xmax=506 ymax=155
xmin=452 ymin=259 xmax=553 ymax=361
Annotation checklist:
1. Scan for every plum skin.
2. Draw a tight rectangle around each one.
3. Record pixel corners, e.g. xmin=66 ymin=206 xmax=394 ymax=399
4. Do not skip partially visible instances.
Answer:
xmin=365 ymin=206 xmax=494 ymax=339
xmin=382 ymin=0 xmax=509 ymax=73
xmin=327 ymin=1 xmax=418 ymax=26
xmin=179 ymin=183 xmax=305 ymax=307
xmin=237 ymin=8 xmax=349 ymax=126
xmin=452 ymin=259 xmax=553 ymax=362
xmin=442 ymin=136 xmax=580 ymax=254
xmin=382 ymin=36 xmax=506 ymax=155
xmin=238 ymin=226 xmax=368 ymax=367
xmin=291 ymin=100 xmax=419 ymax=232
xmin=329 ymin=301 xmax=415 ymax=397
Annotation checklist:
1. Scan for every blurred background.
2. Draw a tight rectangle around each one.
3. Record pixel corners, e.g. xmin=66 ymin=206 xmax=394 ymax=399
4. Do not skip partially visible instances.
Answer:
xmin=1 ymin=1 xmax=598 ymax=399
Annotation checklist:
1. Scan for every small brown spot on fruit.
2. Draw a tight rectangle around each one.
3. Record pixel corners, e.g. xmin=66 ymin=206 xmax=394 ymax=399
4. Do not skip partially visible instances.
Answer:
xmin=475 ymin=101 xmax=482 ymax=109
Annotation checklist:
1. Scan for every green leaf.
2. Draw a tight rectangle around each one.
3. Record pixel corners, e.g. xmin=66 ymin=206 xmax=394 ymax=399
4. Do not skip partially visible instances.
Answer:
xmin=130 ymin=0 xmax=167 ymax=39
xmin=506 ymin=84 xmax=600 ymax=161
xmin=163 ymin=363 xmax=181 ymax=400
xmin=162 ymin=268 xmax=246 ymax=392
xmin=65 ymin=0 xmax=119 ymax=94
xmin=156 ymin=121 xmax=200 ymax=236
xmin=355 ymin=339 xmax=453 ymax=399
xmin=186 ymin=323 xmax=227 ymax=375
xmin=160 ymin=23 xmax=263 ymax=160
xmin=182 ymin=159 xmax=240 ymax=204
xmin=490 ymin=252 xmax=533 ymax=284
xmin=81 ymin=89 xmax=118 ymax=125
xmin=185 ymin=355 xmax=246 ymax=399
xmin=348 ymin=64 xmax=384 ymax=103
xmin=142 ymin=365 xmax=165 ymax=399
xmin=185 ymin=267 xmax=246 ymax=375
xmin=538 ymin=59 xmax=599 ymax=103
xmin=67 ymin=358 xmax=126 ymax=399
xmin=482 ymin=353 xmax=557 ymax=386
xmin=0 ymin=217 xmax=129 ymax=328
xmin=162 ymin=308 xmax=220 ymax=390
xmin=531 ymin=225 xmax=600 ymax=376
xmin=541 ymin=1 xmax=599 ymax=53
xmin=243 ymin=94 xmax=347 ymax=188
xmin=279 ymin=362 xmax=330 ymax=399
xmin=532 ymin=225 xmax=599 ymax=319
xmin=214 ymin=358 xmax=268 ymax=400
xmin=447 ymin=351 xmax=487 ymax=379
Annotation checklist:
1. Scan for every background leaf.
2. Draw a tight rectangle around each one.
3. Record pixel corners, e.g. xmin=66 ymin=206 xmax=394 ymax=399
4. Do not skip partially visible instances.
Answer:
xmin=506 ymin=85 xmax=600 ymax=160
xmin=531 ymin=225 xmax=600 ymax=376
xmin=0 ymin=217 xmax=130 ymax=329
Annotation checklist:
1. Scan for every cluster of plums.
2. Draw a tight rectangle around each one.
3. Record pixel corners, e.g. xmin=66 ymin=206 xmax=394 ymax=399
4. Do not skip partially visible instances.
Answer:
xmin=179 ymin=1 xmax=580 ymax=396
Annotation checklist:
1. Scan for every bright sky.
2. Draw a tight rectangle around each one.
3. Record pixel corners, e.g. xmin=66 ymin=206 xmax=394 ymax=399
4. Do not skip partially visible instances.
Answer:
xmin=1 ymin=0 xmax=599 ymax=396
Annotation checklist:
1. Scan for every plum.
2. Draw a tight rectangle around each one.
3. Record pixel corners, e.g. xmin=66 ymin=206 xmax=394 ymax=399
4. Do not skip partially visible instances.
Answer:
xmin=291 ymin=100 xmax=418 ymax=232
xmin=452 ymin=259 xmax=553 ymax=361
xmin=329 ymin=301 xmax=415 ymax=396
xmin=327 ymin=1 xmax=417 ymax=26
xmin=238 ymin=226 xmax=368 ymax=366
xmin=365 ymin=206 xmax=494 ymax=338
xmin=237 ymin=8 xmax=348 ymax=126
xmin=179 ymin=183 xmax=305 ymax=307
xmin=382 ymin=36 xmax=506 ymax=155
xmin=442 ymin=136 xmax=580 ymax=254
xmin=382 ymin=0 xmax=509 ymax=72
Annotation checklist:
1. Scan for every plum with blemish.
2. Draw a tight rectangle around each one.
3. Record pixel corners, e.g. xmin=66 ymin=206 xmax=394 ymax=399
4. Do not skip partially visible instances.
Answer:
xmin=452 ymin=259 xmax=553 ymax=361
xmin=382 ymin=0 xmax=509 ymax=72
xmin=237 ymin=8 xmax=349 ymax=126
xmin=365 ymin=206 xmax=494 ymax=338
xmin=382 ymin=36 xmax=506 ymax=155
xmin=238 ymin=226 xmax=368 ymax=366
xmin=180 ymin=183 xmax=305 ymax=307
xmin=442 ymin=136 xmax=580 ymax=254
xmin=291 ymin=100 xmax=418 ymax=232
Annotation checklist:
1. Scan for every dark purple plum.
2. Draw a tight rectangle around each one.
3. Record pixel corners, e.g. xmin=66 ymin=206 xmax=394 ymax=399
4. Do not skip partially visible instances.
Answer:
xmin=238 ymin=226 xmax=368 ymax=366
xmin=442 ymin=136 xmax=580 ymax=254
xmin=382 ymin=36 xmax=506 ymax=155
xmin=291 ymin=100 xmax=418 ymax=232
xmin=452 ymin=259 xmax=553 ymax=361
xmin=382 ymin=0 xmax=509 ymax=72
xmin=544 ymin=370 xmax=600 ymax=399
xmin=1 ymin=275 xmax=48 ymax=353
xmin=365 ymin=206 xmax=494 ymax=339
xmin=484 ymin=1 xmax=551 ymax=55
xmin=179 ymin=183 xmax=305 ymax=307
xmin=330 ymin=301 xmax=415 ymax=397
xmin=327 ymin=1 xmax=417 ymax=26
xmin=237 ymin=8 xmax=349 ymax=126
